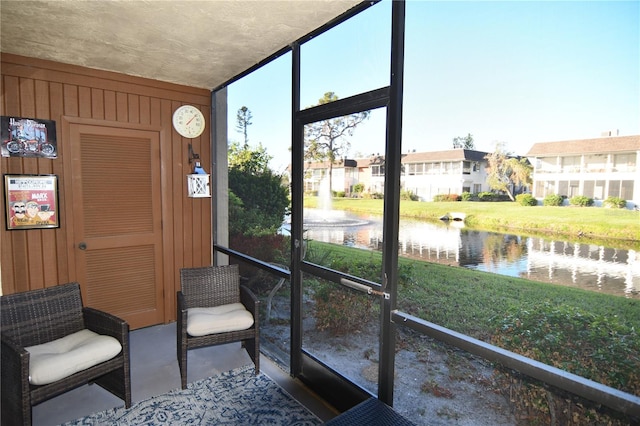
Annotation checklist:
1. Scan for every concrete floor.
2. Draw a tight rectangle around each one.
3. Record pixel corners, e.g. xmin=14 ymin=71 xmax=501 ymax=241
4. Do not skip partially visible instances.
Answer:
xmin=32 ymin=322 xmax=338 ymax=425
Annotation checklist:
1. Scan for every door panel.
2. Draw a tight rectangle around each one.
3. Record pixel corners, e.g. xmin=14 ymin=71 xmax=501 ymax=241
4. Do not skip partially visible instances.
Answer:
xmin=70 ymin=124 xmax=164 ymax=329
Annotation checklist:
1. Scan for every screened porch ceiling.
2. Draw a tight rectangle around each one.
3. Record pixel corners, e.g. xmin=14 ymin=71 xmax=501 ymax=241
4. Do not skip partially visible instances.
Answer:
xmin=0 ymin=0 xmax=362 ymax=90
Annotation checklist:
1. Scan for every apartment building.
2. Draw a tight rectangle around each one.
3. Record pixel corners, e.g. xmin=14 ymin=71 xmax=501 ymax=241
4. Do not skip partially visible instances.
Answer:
xmin=526 ymin=135 xmax=640 ymax=207
xmin=302 ymin=149 xmax=491 ymax=200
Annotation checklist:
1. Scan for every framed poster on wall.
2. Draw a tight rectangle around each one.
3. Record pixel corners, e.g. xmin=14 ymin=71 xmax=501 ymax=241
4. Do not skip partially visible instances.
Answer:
xmin=4 ymin=174 xmax=59 ymax=230
xmin=1 ymin=116 xmax=57 ymax=158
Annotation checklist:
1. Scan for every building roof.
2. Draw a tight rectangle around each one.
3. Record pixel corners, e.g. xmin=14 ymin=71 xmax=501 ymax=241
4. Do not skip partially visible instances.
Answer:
xmin=526 ymin=135 xmax=640 ymax=156
xmin=402 ymin=149 xmax=489 ymax=163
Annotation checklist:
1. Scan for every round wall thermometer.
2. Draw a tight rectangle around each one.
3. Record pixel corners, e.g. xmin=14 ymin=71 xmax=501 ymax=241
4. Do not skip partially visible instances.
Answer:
xmin=172 ymin=105 xmax=206 ymax=138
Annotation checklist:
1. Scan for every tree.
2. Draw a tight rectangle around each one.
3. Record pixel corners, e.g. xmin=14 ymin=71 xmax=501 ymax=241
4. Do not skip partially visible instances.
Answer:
xmin=228 ymin=142 xmax=289 ymax=237
xmin=304 ymin=92 xmax=370 ymax=193
xmin=453 ymin=133 xmax=475 ymax=149
xmin=485 ymin=143 xmax=532 ymax=201
xmin=236 ymin=106 xmax=253 ymax=148
xmin=228 ymin=141 xmax=270 ymax=175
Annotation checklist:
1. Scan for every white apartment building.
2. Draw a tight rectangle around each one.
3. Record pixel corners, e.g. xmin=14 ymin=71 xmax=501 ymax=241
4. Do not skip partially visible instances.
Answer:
xmin=526 ymin=135 xmax=640 ymax=208
xmin=401 ymin=149 xmax=490 ymax=201
xmin=302 ymin=149 xmax=492 ymax=201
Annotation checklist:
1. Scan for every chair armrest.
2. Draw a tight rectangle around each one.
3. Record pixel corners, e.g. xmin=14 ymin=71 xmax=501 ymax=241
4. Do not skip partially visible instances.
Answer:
xmin=83 ymin=307 xmax=129 ymax=345
xmin=1 ymin=334 xmax=30 ymax=423
xmin=177 ymin=291 xmax=188 ymax=332
xmin=240 ymin=285 xmax=259 ymax=319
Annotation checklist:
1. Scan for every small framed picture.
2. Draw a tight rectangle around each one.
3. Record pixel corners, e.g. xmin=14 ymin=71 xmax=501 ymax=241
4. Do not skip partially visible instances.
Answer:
xmin=1 ymin=116 xmax=57 ymax=158
xmin=4 ymin=174 xmax=60 ymax=230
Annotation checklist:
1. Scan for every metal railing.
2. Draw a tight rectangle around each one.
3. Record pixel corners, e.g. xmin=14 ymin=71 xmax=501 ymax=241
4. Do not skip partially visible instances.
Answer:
xmin=214 ymin=244 xmax=640 ymax=419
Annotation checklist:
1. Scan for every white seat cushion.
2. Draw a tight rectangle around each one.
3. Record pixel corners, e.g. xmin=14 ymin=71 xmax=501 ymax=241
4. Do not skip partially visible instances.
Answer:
xmin=25 ymin=329 xmax=122 ymax=385
xmin=187 ymin=303 xmax=254 ymax=337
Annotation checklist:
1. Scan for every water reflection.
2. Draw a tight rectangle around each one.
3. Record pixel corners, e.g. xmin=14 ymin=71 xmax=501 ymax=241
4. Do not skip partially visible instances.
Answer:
xmin=293 ymin=210 xmax=639 ymax=299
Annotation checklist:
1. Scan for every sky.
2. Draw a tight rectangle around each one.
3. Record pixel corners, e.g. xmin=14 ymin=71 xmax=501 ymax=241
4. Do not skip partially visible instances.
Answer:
xmin=227 ymin=0 xmax=639 ymax=173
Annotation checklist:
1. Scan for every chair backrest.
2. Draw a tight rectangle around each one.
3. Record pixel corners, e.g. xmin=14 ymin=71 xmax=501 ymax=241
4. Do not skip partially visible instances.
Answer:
xmin=180 ymin=264 xmax=240 ymax=308
xmin=0 ymin=282 xmax=85 ymax=347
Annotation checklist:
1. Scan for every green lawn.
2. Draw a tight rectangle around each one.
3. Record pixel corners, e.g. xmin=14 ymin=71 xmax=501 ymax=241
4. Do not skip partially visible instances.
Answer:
xmin=303 ymin=197 xmax=640 ymax=250
xmin=305 ymin=240 xmax=640 ymax=338
xmin=303 ymin=240 xmax=640 ymax=400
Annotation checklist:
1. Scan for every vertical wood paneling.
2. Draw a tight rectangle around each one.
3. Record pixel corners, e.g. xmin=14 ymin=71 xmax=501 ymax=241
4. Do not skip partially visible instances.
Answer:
xmin=63 ymin=84 xmax=78 ymax=116
xmin=34 ymin=79 xmax=59 ymax=287
xmin=128 ymin=94 xmax=139 ymax=123
xmin=116 ymin=92 xmax=127 ymax=122
xmin=18 ymin=77 xmax=46 ymax=289
xmin=1 ymin=54 xmax=211 ymax=326
xmin=150 ymin=98 xmax=161 ymax=126
xmin=139 ymin=96 xmax=150 ymax=125
xmin=104 ymin=90 xmax=116 ymax=121
xmin=91 ymin=88 xmax=104 ymax=119
xmin=3 ymin=76 xmax=23 ymax=294
xmin=49 ymin=81 xmax=68 ymax=286
xmin=78 ymin=87 xmax=91 ymax=118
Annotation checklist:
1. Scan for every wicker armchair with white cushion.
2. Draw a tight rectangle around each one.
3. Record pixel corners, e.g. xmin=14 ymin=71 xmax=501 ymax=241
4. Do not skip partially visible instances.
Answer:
xmin=0 ymin=282 xmax=131 ymax=426
xmin=177 ymin=264 xmax=260 ymax=389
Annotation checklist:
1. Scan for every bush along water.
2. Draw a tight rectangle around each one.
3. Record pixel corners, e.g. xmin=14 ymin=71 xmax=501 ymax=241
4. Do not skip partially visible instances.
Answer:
xmin=516 ymin=193 xmax=537 ymax=206
xmin=604 ymin=196 xmax=627 ymax=209
xmin=569 ymin=195 xmax=594 ymax=207
xmin=543 ymin=194 xmax=564 ymax=206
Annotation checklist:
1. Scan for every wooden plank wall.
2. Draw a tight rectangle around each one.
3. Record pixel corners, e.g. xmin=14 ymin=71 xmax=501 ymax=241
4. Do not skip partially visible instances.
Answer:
xmin=0 ymin=53 xmax=212 ymax=324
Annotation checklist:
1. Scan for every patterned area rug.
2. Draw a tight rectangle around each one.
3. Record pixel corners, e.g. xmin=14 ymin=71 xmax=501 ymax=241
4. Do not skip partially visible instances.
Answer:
xmin=62 ymin=365 xmax=321 ymax=425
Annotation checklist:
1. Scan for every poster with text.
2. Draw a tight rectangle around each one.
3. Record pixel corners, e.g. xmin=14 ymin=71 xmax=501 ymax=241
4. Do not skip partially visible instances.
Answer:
xmin=4 ymin=175 xmax=59 ymax=230
xmin=1 ymin=116 xmax=57 ymax=158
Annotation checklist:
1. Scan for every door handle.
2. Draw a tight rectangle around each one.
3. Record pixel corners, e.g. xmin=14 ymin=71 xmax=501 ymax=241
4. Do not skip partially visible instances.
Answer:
xmin=78 ymin=242 xmax=87 ymax=250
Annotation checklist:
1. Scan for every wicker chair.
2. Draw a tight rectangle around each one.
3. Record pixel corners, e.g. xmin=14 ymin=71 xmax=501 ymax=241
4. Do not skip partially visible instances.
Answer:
xmin=1 ymin=282 xmax=131 ymax=426
xmin=177 ymin=264 xmax=259 ymax=389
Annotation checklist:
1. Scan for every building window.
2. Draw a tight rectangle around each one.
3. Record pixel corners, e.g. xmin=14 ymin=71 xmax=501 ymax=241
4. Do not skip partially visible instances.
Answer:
xmin=609 ymin=180 xmax=635 ymax=200
xmin=408 ymin=163 xmax=423 ymax=175
xmin=621 ymin=180 xmax=634 ymax=200
xmin=613 ymin=153 xmax=636 ymax=172
xmin=561 ymin=156 xmax=581 ymax=173
xmin=583 ymin=180 xmax=606 ymax=199
xmin=536 ymin=157 xmax=556 ymax=173
xmin=473 ymin=184 xmax=482 ymax=194
xmin=546 ymin=181 xmax=556 ymax=197
xmin=584 ymin=154 xmax=606 ymax=173
xmin=558 ymin=181 xmax=568 ymax=197
xmin=569 ymin=181 xmax=579 ymax=197
xmin=371 ymin=165 xmax=385 ymax=176
xmin=463 ymin=161 xmax=471 ymax=174
xmin=424 ymin=163 xmax=432 ymax=174
xmin=583 ymin=180 xmax=594 ymax=198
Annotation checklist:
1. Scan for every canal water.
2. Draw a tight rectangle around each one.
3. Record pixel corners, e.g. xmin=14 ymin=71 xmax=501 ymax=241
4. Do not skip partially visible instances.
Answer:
xmin=291 ymin=210 xmax=639 ymax=299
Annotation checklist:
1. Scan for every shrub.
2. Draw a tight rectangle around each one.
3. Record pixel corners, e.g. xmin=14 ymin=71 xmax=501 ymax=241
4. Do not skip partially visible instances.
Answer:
xmin=229 ymin=168 xmax=290 ymax=235
xmin=352 ymin=183 xmax=365 ymax=194
xmin=313 ymin=281 xmax=375 ymax=335
xmin=491 ymin=303 xmax=639 ymax=424
xmin=515 ymin=193 xmax=537 ymax=206
xmin=477 ymin=192 xmax=495 ymax=202
xmin=569 ymin=195 xmax=594 ymax=207
xmin=460 ymin=192 xmax=473 ymax=201
xmin=543 ymin=194 xmax=564 ymax=206
xmin=603 ymin=196 xmax=627 ymax=209
xmin=433 ymin=194 xmax=460 ymax=202
xmin=334 ymin=191 xmax=346 ymax=198
xmin=400 ymin=189 xmax=419 ymax=201
xmin=229 ymin=233 xmax=289 ymax=286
